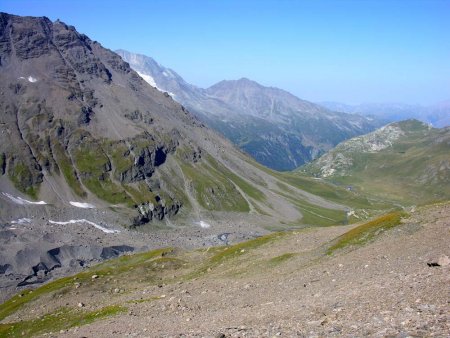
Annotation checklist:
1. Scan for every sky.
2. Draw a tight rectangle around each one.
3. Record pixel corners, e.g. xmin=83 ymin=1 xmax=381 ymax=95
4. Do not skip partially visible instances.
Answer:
xmin=1 ymin=0 xmax=449 ymax=105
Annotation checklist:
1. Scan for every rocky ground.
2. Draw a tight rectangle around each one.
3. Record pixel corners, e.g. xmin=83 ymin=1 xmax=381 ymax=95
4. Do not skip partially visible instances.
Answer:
xmin=0 ymin=189 xmax=272 ymax=302
xmin=1 ymin=202 xmax=448 ymax=337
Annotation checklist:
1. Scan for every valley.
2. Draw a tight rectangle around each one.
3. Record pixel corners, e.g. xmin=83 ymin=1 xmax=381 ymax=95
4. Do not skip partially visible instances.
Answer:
xmin=0 ymin=9 xmax=448 ymax=338
xmin=0 ymin=13 xmax=384 ymax=301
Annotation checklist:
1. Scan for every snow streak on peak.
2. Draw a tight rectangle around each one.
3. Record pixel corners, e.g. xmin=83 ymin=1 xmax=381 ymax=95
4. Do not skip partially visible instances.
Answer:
xmin=137 ymin=71 xmax=157 ymax=88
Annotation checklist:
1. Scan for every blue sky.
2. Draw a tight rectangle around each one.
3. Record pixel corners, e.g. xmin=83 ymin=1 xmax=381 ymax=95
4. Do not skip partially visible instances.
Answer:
xmin=1 ymin=0 xmax=449 ymax=104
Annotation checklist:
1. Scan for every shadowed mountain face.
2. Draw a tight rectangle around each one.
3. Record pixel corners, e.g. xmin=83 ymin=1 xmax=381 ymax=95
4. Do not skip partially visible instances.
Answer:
xmin=302 ymin=120 xmax=450 ymax=204
xmin=116 ymin=50 xmax=383 ymax=171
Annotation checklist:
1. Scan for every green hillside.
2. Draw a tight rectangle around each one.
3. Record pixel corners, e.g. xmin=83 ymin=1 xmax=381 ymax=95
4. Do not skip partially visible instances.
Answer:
xmin=302 ymin=120 xmax=450 ymax=205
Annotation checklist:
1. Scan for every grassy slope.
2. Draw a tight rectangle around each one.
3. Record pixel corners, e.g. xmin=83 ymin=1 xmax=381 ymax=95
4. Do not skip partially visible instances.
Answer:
xmin=326 ymin=211 xmax=407 ymax=254
xmin=240 ymin=154 xmax=394 ymax=223
xmin=302 ymin=121 xmax=450 ymax=205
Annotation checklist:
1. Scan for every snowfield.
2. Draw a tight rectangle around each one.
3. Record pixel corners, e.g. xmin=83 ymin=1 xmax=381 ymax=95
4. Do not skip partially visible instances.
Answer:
xmin=48 ymin=219 xmax=120 ymax=234
xmin=69 ymin=201 xmax=96 ymax=209
xmin=18 ymin=76 xmax=38 ymax=82
xmin=2 ymin=192 xmax=47 ymax=205
xmin=195 ymin=220 xmax=211 ymax=229
xmin=11 ymin=218 xmax=32 ymax=224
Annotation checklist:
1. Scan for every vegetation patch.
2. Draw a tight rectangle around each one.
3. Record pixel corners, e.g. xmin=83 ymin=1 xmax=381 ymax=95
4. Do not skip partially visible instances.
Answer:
xmin=207 ymin=156 xmax=265 ymax=202
xmin=108 ymin=142 xmax=134 ymax=178
xmin=53 ymin=141 xmax=86 ymax=197
xmin=0 ymin=248 xmax=173 ymax=321
xmin=267 ymin=253 xmax=296 ymax=266
xmin=0 ymin=305 xmax=126 ymax=337
xmin=73 ymin=143 xmax=133 ymax=205
xmin=296 ymin=200 xmax=346 ymax=226
xmin=206 ymin=232 xmax=287 ymax=266
xmin=83 ymin=177 xmax=133 ymax=205
xmin=179 ymin=160 xmax=249 ymax=212
xmin=327 ymin=211 xmax=407 ymax=254
xmin=127 ymin=296 xmax=162 ymax=304
xmin=124 ymin=182 xmax=157 ymax=205
xmin=8 ymin=161 xmax=38 ymax=199
xmin=182 ymin=233 xmax=288 ymax=280
xmin=278 ymin=172 xmax=389 ymax=210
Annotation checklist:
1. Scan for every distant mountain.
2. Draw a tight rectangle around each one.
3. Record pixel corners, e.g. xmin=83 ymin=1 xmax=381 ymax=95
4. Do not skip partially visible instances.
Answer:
xmin=302 ymin=120 xmax=450 ymax=204
xmin=117 ymin=50 xmax=383 ymax=171
xmin=320 ymin=101 xmax=450 ymax=128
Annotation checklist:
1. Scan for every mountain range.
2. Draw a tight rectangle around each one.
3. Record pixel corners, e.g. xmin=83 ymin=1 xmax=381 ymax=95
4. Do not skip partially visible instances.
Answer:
xmin=116 ymin=50 xmax=383 ymax=171
xmin=0 ymin=13 xmax=376 ymax=292
xmin=320 ymin=101 xmax=450 ymax=128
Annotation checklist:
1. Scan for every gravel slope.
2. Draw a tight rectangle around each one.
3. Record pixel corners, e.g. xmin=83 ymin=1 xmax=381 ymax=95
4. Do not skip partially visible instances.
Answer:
xmin=5 ymin=202 xmax=446 ymax=338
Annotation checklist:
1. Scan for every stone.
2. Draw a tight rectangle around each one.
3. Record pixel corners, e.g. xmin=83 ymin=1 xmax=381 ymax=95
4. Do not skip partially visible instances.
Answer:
xmin=437 ymin=255 xmax=450 ymax=267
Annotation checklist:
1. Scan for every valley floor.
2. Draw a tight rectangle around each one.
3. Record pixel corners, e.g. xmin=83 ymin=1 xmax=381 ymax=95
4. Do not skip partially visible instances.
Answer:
xmin=1 ymin=203 xmax=448 ymax=337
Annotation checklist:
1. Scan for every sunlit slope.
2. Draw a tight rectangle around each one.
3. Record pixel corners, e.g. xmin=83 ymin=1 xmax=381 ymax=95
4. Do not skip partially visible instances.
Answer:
xmin=302 ymin=120 xmax=450 ymax=204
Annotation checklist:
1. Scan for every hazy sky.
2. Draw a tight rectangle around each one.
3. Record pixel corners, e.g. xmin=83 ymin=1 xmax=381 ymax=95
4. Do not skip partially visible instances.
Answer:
xmin=2 ymin=0 xmax=449 ymax=104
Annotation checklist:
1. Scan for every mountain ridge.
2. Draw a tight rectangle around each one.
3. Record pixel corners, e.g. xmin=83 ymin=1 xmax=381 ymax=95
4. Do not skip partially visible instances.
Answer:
xmin=117 ymin=50 xmax=384 ymax=170
xmin=320 ymin=101 xmax=450 ymax=128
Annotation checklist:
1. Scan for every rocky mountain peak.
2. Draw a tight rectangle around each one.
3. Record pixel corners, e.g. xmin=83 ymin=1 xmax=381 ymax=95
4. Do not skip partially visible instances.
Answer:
xmin=207 ymin=77 xmax=267 ymax=96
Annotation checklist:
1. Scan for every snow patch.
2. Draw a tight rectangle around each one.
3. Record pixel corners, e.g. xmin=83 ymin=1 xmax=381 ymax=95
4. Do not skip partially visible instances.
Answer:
xmin=11 ymin=218 xmax=32 ymax=224
xmin=48 ymin=219 xmax=119 ymax=234
xmin=137 ymin=71 xmax=157 ymax=87
xmin=69 ymin=201 xmax=95 ymax=209
xmin=2 ymin=192 xmax=47 ymax=205
xmin=136 ymin=71 xmax=176 ymax=98
xmin=195 ymin=220 xmax=211 ymax=229
xmin=28 ymin=76 xmax=37 ymax=83
xmin=346 ymin=210 xmax=360 ymax=219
